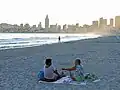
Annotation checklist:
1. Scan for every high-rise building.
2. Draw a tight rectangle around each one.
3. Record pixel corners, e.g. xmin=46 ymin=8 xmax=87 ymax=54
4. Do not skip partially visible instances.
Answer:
xmin=83 ymin=24 xmax=89 ymax=28
xmin=50 ymin=24 xmax=57 ymax=31
xmin=115 ymin=16 xmax=120 ymax=28
xmin=68 ymin=25 xmax=76 ymax=31
xmin=57 ymin=25 xmax=61 ymax=31
xmin=38 ymin=22 xmax=42 ymax=29
xmin=45 ymin=15 xmax=49 ymax=30
xmin=75 ymin=23 xmax=79 ymax=31
xmin=99 ymin=17 xmax=107 ymax=28
xmin=103 ymin=19 xmax=107 ymax=26
xmin=24 ymin=23 xmax=30 ymax=30
xmin=20 ymin=23 xmax=23 ymax=28
xmin=76 ymin=23 xmax=79 ymax=28
xmin=32 ymin=25 xmax=36 ymax=28
xmin=99 ymin=17 xmax=103 ymax=28
xmin=92 ymin=21 xmax=98 ymax=28
xmin=63 ymin=24 xmax=67 ymax=31
xmin=31 ymin=25 xmax=37 ymax=32
xmin=110 ymin=18 xmax=113 ymax=26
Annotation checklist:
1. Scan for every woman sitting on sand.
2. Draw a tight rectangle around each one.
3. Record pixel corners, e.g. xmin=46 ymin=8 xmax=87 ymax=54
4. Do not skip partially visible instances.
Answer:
xmin=43 ymin=58 xmax=64 ymax=82
xmin=62 ymin=58 xmax=84 ymax=81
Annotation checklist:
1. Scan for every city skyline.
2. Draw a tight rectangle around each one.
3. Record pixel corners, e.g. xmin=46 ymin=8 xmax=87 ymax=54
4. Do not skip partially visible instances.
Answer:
xmin=0 ymin=14 xmax=119 ymax=28
xmin=0 ymin=14 xmax=119 ymax=27
xmin=0 ymin=14 xmax=120 ymax=34
xmin=0 ymin=0 xmax=120 ymax=26
xmin=0 ymin=14 xmax=120 ymax=28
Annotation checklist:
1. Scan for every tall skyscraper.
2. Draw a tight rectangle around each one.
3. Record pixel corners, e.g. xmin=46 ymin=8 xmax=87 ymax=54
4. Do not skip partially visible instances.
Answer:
xmin=110 ymin=18 xmax=113 ymax=26
xmin=45 ymin=15 xmax=49 ymax=30
xmin=115 ymin=16 xmax=120 ymax=28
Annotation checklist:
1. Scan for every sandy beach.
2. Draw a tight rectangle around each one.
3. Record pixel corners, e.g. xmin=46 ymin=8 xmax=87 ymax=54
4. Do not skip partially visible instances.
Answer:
xmin=1 ymin=36 xmax=120 ymax=90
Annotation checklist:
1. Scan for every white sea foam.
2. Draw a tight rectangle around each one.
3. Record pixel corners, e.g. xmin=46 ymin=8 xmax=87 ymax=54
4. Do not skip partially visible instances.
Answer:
xmin=0 ymin=33 xmax=101 ymax=50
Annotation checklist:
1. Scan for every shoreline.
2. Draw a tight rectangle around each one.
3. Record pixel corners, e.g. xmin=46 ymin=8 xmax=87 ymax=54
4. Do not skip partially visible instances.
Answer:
xmin=0 ymin=33 xmax=102 ymax=51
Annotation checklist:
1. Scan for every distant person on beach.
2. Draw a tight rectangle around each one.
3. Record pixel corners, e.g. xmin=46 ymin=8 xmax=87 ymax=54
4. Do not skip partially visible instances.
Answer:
xmin=58 ymin=36 xmax=61 ymax=42
xmin=62 ymin=58 xmax=84 ymax=81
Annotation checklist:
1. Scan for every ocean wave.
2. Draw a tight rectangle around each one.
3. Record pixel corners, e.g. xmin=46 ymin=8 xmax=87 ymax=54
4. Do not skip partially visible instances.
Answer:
xmin=0 ymin=33 xmax=101 ymax=50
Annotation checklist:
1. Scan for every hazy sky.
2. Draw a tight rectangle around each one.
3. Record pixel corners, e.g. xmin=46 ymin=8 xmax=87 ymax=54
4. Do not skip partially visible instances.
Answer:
xmin=0 ymin=0 xmax=120 ymax=26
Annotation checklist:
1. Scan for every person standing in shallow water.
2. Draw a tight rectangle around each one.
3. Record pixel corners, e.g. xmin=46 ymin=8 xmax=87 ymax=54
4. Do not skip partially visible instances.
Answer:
xmin=58 ymin=36 xmax=61 ymax=42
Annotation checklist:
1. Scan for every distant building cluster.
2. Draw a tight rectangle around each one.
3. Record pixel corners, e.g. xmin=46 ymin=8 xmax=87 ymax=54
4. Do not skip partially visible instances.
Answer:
xmin=0 ymin=15 xmax=120 ymax=34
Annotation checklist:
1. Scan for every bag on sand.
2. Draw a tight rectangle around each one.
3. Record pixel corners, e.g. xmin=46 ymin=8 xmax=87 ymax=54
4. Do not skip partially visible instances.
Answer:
xmin=38 ymin=69 xmax=44 ymax=80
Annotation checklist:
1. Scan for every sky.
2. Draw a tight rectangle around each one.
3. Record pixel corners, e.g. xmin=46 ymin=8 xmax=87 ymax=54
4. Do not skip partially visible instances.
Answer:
xmin=0 ymin=0 xmax=120 ymax=27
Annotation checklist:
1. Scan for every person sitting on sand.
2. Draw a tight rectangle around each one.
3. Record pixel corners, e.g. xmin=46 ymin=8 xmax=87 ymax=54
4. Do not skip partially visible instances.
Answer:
xmin=43 ymin=58 xmax=64 ymax=82
xmin=62 ymin=58 xmax=84 ymax=81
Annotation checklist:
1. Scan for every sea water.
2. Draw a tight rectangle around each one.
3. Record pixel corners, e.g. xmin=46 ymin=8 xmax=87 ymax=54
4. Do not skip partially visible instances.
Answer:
xmin=0 ymin=33 xmax=101 ymax=50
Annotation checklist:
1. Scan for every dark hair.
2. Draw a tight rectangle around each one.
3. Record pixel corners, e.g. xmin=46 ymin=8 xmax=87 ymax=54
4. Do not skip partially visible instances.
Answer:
xmin=76 ymin=59 xmax=81 ymax=65
xmin=45 ymin=58 xmax=52 ymax=65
